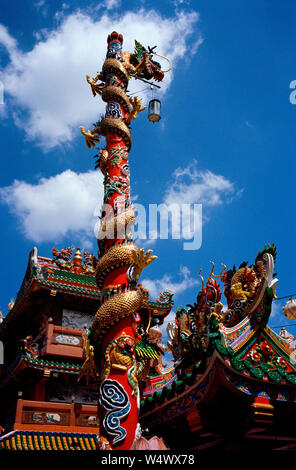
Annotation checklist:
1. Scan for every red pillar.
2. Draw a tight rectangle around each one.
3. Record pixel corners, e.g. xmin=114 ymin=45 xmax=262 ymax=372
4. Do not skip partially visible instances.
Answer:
xmin=90 ymin=32 xmax=140 ymax=450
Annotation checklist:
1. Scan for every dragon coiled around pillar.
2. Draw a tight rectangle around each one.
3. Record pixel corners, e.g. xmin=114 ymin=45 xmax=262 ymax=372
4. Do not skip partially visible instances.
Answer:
xmin=80 ymin=32 xmax=172 ymax=448
xmin=91 ymin=290 xmax=143 ymax=344
xmin=80 ymin=34 xmax=171 ymax=153
xmin=81 ymin=32 xmax=163 ymax=355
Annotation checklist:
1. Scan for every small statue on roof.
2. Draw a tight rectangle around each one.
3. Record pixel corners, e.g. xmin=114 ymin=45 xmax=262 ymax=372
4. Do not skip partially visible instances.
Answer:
xmin=51 ymin=247 xmax=96 ymax=275
xmin=8 ymin=298 xmax=15 ymax=311
xmin=52 ymin=246 xmax=73 ymax=262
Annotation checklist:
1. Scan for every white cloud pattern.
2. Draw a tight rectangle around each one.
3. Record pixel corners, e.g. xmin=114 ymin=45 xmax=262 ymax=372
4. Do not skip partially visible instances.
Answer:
xmin=0 ymin=9 xmax=201 ymax=150
xmin=0 ymin=170 xmax=103 ymax=244
xmin=141 ymin=265 xmax=199 ymax=298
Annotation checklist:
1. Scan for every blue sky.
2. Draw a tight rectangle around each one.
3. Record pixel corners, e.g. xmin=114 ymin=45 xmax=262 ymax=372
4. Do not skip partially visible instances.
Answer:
xmin=0 ymin=0 xmax=295 ymax=338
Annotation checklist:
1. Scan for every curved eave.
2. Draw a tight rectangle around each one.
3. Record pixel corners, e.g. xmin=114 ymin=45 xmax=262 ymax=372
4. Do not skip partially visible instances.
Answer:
xmin=216 ymin=348 xmax=296 ymax=390
xmin=140 ymin=346 xmax=296 ymax=424
xmin=140 ymin=353 xmax=219 ymax=422
xmin=0 ymin=278 xmax=35 ymax=337
xmin=141 ymin=297 xmax=174 ymax=321
xmin=0 ymin=278 xmax=100 ymax=338
xmin=0 ymin=355 xmax=82 ymax=388
xmin=0 ymin=248 xmax=39 ymax=334
xmin=219 ymin=314 xmax=260 ymax=354
xmin=22 ymin=355 xmax=81 ymax=375
xmin=36 ymin=278 xmax=101 ymax=300
xmin=218 ymin=286 xmax=274 ymax=354
xmin=0 ymin=430 xmax=98 ymax=451
xmin=0 ymin=356 xmax=27 ymax=389
xmin=218 ymin=320 xmax=293 ymax=362
xmin=264 ymin=325 xmax=295 ymax=358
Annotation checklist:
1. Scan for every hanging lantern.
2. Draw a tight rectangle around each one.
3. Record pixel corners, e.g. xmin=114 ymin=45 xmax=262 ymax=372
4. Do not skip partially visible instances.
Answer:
xmin=148 ymin=98 xmax=161 ymax=122
xmin=283 ymin=299 xmax=296 ymax=320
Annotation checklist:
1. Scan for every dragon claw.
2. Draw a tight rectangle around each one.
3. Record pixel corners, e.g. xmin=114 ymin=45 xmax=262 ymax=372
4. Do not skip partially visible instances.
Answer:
xmin=132 ymin=248 xmax=157 ymax=280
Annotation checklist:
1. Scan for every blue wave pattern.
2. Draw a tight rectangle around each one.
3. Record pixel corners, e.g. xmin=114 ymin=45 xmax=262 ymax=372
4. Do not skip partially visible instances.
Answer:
xmin=99 ymin=378 xmax=131 ymax=445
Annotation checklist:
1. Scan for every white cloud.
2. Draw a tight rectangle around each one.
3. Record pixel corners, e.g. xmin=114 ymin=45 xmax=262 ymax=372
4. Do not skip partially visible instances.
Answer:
xmin=164 ymin=161 xmax=236 ymax=208
xmin=34 ymin=0 xmax=48 ymax=17
xmin=141 ymin=266 xmax=198 ymax=362
xmin=0 ymin=160 xmax=240 ymax=247
xmin=0 ymin=9 xmax=201 ymax=150
xmin=34 ymin=0 xmax=45 ymax=9
xmin=104 ymin=0 xmax=121 ymax=10
xmin=141 ymin=265 xmax=199 ymax=299
xmin=159 ymin=161 xmax=241 ymax=242
xmin=34 ymin=0 xmax=45 ymax=10
xmin=131 ymin=162 xmax=239 ymax=247
xmin=173 ymin=0 xmax=190 ymax=7
xmin=0 ymin=25 xmax=17 ymax=55
xmin=0 ymin=169 xmax=103 ymax=244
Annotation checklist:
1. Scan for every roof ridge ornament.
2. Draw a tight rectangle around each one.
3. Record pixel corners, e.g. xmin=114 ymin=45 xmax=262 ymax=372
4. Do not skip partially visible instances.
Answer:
xmin=51 ymin=247 xmax=96 ymax=275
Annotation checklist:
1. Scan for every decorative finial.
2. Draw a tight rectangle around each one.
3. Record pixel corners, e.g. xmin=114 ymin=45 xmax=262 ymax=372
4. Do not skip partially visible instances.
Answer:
xmin=8 ymin=298 xmax=15 ymax=311
xmin=73 ymin=248 xmax=83 ymax=266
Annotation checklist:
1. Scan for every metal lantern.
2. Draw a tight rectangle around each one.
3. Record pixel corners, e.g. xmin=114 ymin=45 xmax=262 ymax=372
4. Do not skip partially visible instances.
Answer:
xmin=283 ymin=299 xmax=296 ymax=320
xmin=148 ymin=98 xmax=161 ymax=122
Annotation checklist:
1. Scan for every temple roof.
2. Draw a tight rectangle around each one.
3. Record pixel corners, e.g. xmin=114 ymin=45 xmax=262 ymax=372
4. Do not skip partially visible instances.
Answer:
xmin=21 ymin=354 xmax=82 ymax=374
xmin=0 ymin=353 xmax=83 ymax=391
xmin=140 ymin=289 xmax=296 ymax=420
xmin=0 ymin=430 xmax=97 ymax=451
xmin=0 ymin=247 xmax=173 ymax=335
xmin=22 ymin=247 xmax=100 ymax=299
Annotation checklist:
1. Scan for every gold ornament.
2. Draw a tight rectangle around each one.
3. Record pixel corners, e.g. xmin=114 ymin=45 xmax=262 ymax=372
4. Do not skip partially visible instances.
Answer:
xmin=132 ymin=248 xmax=157 ymax=281
xmin=91 ymin=290 xmax=143 ymax=345
xmin=79 ymin=340 xmax=98 ymax=384
xmin=80 ymin=126 xmax=100 ymax=149
xmin=86 ymin=74 xmax=105 ymax=97
xmin=126 ymin=97 xmax=146 ymax=124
